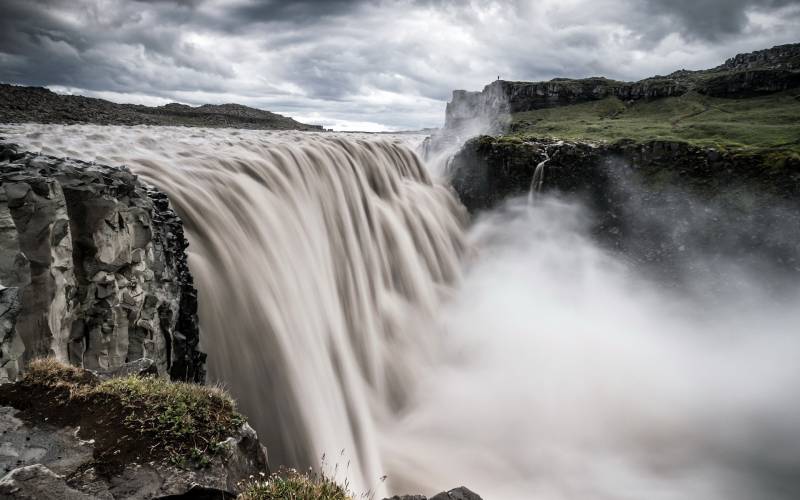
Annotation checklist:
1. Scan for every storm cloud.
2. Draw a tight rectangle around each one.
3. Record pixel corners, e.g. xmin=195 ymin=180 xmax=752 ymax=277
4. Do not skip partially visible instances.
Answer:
xmin=1 ymin=0 xmax=799 ymax=130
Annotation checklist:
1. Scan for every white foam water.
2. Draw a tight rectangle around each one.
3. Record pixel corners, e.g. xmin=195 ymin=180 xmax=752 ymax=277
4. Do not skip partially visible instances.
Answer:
xmin=3 ymin=124 xmax=799 ymax=500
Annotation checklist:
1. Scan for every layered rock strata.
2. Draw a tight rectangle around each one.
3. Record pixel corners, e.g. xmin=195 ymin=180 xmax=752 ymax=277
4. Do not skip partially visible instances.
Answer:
xmin=0 ymin=143 xmax=203 ymax=382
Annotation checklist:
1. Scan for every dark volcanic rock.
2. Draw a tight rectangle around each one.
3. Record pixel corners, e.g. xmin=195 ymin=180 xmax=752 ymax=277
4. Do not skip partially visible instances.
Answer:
xmin=448 ymin=136 xmax=607 ymax=213
xmin=430 ymin=486 xmax=483 ymax=500
xmin=0 ymin=143 xmax=204 ymax=382
xmin=448 ymin=135 xmax=800 ymax=283
xmin=697 ymin=68 xmax=800 ymax=97
xmin=720 ymin=43 xmax=800 ymax=71
xmin=0 ymin=84 xmax=324 ymax=131
xmin=384 ymin=486 xmax=482 ymax=500
xmin=450 ymin=136 xmax=800 ymax=213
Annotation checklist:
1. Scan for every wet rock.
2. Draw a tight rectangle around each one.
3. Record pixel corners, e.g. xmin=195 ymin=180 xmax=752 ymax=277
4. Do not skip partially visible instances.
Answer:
xmin=449 ymin=135 xmax=800 ymax=214
xmin=0 ymin=143 xmax=204 ymax=382
xmin=447 ymin=135 xmax=800 ymax=285
xmin=430 ymin=487 xmax=483 ymax=500
xmin=383 ymin=487 xmax=482 ymax=500
xmin=0 ymin=464 xmax=92 ymax=500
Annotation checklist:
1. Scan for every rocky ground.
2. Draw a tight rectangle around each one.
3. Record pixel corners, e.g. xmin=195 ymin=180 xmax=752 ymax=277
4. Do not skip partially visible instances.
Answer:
xmin=0 ymin=359 xmax=267 ymax=499
xmin=0 ymin=85 xmax=323 ymax=131
xmin=0 ymin=361 xmax=481 ymax=499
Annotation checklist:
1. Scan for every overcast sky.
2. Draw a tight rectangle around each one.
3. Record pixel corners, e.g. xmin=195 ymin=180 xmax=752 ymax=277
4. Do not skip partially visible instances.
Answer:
xmin=1 ymin=0 xmax=799 ymax=131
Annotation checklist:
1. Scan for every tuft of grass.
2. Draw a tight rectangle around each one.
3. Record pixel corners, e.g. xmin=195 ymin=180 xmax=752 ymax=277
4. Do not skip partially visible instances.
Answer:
xmin=94 ymin=375 xmax=245 ymax=466
xmin=23 ymin=357 xmax=97 ymax=387
xmin=7 ymin=358 xmax=245 ymax=468
xmin=237 ymin=468 xmax=353 ymax=500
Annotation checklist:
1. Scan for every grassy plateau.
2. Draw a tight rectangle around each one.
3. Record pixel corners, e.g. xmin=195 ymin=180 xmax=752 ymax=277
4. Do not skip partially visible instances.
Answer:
xmin=507 ymin=90 xmax=800 ymax=154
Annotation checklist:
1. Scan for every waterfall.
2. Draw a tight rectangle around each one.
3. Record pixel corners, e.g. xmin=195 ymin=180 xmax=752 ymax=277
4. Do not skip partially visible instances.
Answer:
xmin=528 ymin=142 xmax=563 ymax=203
xmin=528 ymin=150 xmax=549 ymax=203
xmin=4 ymin=125 xmax=467 ymax=496
xmin=5 ymin=124 xmax=800 ymax=500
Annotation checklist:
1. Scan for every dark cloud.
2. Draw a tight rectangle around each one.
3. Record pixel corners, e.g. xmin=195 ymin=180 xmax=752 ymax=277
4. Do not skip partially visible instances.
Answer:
xmin=0 ymin=0 xmax=232 ymax=93
xmin=1 ymin=0 xmax=798 ymax=130
xmin=229 ymin=0 xmax=363 ymax=25
xmin=643 ymin=0 xmax=799 ymax=40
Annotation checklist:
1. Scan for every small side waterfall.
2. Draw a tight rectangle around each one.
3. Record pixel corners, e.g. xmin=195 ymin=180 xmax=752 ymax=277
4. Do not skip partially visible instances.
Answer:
xmin=528 ymin=146 xmax=552 ymax=203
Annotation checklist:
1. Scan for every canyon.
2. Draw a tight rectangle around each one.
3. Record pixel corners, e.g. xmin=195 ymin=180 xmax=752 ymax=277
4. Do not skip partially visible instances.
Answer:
xmin=1 ymin=42 xmax=799 ymax=500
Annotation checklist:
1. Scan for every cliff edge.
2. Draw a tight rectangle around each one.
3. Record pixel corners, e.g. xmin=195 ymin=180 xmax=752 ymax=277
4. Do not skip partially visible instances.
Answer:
xmin=0 ymin=143 xmax=204 ymax=383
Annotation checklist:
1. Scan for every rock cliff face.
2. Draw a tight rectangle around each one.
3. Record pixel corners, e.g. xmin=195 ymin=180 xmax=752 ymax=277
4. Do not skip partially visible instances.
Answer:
xmin=0 ymin=143 xmax=204 ymax=382
xmin=450 ymin=136 xmax=800 ymax=213
xmin=720 ymin=43 xmax=800 ymax=71
xmin=443 ymin=43 xmax=800 ymax=135
xmin=448 ymin=136 xmax=800 ymax=280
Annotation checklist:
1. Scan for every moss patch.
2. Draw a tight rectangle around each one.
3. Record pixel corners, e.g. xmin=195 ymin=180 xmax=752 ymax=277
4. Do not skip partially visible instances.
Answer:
xmin=0 ymin=359 xmax=244 ymax=474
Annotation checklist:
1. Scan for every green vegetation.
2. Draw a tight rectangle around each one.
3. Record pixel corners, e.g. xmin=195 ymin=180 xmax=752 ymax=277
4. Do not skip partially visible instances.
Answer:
xmin=95 ymin=375 xmax=245 ymax=466
xmin=237 ymin=468 xmax=353 ymax=500
xmin=5 ymin=358 xmax=244 ymax=467
xmin=508 ymin=90 xmax=800 ymax=153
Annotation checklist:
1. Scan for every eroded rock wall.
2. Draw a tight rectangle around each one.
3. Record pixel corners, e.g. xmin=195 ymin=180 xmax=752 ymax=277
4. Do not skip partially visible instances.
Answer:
xmin=447 ymin=136 xmax=800 ymax=282
xmin=449 ymin=136 xmax=800 ymax=213
xmin=0 ymin=144 xmax=204 ymax=382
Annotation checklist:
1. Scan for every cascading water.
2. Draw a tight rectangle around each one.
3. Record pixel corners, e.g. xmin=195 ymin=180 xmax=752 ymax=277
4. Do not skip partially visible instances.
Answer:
xmin=528 ymin=147 xmax=550 ymax=203
xmin=4 ymin=124 xmax=800 ymax=500
xmin=3 ymin=125 xmax=467 ymax=496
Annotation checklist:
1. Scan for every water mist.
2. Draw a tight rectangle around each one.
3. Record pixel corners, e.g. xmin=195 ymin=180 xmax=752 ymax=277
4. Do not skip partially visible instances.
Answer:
xmin=5 ymin=124 xmax=800 ymax=500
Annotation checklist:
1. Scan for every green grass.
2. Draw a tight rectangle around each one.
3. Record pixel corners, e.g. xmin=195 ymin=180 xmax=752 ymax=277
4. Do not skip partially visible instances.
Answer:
xmin=237 ymin=468 xmax=353 ymax=500
xmin=18 ymin=358 xmax=245 ymax=467
xmin=95 ymin=375 xmax=245 ymax=466
xmin=508 ymin=90 xmax=800 ymax=152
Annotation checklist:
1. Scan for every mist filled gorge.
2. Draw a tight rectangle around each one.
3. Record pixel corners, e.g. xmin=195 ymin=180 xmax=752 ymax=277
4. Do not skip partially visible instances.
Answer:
xmin=2 ymin=118 xmax=799 ymax=500
xmin=1 ymin=7 xmax=800 ymax=496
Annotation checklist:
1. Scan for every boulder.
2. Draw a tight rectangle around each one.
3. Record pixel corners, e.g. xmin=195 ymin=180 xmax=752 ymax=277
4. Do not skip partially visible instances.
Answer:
xmin=383 ymin=487 xmax=482 ymax=500
xmin=430 ymin=487 xmax=483 ymax=500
